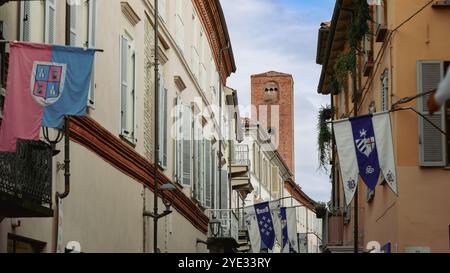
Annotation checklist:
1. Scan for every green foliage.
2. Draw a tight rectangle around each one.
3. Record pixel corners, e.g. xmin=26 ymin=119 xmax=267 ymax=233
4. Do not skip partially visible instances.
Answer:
xmin=317 ymin=105 xmax=333 ymax=172
xmin=332 ymin=1 xmax=370 ymax=88
xmin=348 ymin=0 xmax=370 ymax=49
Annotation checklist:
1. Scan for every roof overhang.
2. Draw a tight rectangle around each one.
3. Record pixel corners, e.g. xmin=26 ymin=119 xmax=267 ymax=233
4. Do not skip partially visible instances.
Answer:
xmin=317 ymin=0 xmax=357 ymax=95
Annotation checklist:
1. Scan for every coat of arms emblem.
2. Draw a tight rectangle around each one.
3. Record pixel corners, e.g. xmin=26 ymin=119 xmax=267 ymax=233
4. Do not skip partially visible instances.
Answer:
xmin=30 ymin=61 xmax=67 ymax=106
xmin=355 ymin=129 xmax=376 ymax=157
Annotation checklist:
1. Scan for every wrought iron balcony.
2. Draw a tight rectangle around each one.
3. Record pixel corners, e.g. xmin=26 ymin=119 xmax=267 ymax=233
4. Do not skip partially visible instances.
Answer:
xmin=231 ymin=144 xmax=250 ymax=167
xmin=206 ymin=209 xmax=239 ymax=253
xmin=0 ymin=140 xmax=53 ymax=218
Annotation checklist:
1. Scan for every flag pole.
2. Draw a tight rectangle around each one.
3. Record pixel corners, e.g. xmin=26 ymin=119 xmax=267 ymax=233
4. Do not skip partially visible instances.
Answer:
xmin=0 ymin=40 xmax=104 ymax=52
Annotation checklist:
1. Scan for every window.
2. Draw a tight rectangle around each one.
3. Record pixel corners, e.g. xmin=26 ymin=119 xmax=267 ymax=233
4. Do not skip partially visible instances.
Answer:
xmin=159 ymin=0 xmax=167 ymax=22
xmin=271 ymin=165 xmax=279 ymax=196
xmin=193 ymin=114 xmax=202 ymax=201
xmin=182 ymin=104 xmax=193 ymax=187
xmin=445 ymin=62 xmax=450 ymax=165
xmin=158 ymin=71 xmax=168 ymax=169
xmin=69 ymin=2 xmax=77 ymax=45
xmin=88 ymin=0 xmax=97 ymax=106
xmin=191 ymin=46 xmax=200 ymax=80
xmin=120 ymin=34 xmax=137 ymax=144
xmin=45 ymin=0 xmax=56 ymax=44
xmin=67 ymin=0 xmax=96 ymax=106
xmin=417 ymin=61 xmax=448 ymax=167
xmin=20 ymin=1 xmax=45 ymax=43
xmin=205 ymin=140 xmax=212 ymax=208
xmin=220 ymin=169 xmax=229 ymax=209
xmin=375 ymin=0 xmax=388 ymax=42
xmin=175 ymin=0 xmax=184 ymax=53
xmin=211 ymin=148 xmax=217 ymax=209
xmin=20 ymin=1 xmax=31 ymax=41
xmin=264 ymin=81 xmax=279 ymax=102
xmin=380 ymin=69 xmax=389 ymax=112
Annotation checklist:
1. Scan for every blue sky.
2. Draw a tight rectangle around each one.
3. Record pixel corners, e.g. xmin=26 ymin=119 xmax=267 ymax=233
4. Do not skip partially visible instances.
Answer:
xmin=221 ymin=0 xmax=336 ymax=202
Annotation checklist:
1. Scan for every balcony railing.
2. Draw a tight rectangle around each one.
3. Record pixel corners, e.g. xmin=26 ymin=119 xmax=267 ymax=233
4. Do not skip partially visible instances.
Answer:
xmin=0 ymin=140 xmax=53 ymax=218
xmin=206 ymin=209 xmax=239 ymax=242
xmin=232 ymin=144 xmax=250 ymax=167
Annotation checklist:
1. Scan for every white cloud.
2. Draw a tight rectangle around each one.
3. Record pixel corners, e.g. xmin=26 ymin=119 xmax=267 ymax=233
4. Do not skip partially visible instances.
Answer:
xmin=222 ymin=0 xmax=334 ymax=201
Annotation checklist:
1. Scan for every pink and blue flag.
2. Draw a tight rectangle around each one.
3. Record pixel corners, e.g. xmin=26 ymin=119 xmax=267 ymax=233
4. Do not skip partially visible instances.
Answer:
xmin=0 ymin=42 xmax=95 ymax=152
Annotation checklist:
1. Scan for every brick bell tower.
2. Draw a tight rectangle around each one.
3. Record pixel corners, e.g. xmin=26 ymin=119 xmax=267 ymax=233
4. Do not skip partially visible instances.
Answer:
xmin=251 ymin=71 xmax=295 ymax=175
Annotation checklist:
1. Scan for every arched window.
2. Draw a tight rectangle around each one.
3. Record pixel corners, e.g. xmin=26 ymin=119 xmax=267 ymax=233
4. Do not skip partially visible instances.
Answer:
xmin=264 ymin=81 xmax=279 ymax=102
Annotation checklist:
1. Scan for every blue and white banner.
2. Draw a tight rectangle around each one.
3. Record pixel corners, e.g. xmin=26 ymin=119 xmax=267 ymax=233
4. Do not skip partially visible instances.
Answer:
xmin=280 ymin=207 xmax=299 ymax=253
xmin=334 ymin=112 xmax=398 ymax=206
xmin=244 ymin=201 xmax=282 ymax=253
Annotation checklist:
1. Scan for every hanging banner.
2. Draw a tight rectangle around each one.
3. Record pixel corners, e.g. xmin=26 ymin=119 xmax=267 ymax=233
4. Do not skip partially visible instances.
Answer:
xmin=333 ymin=112 xmax=398 ymax=206
xmin=0 ymin=42 xmax=95 ymax=152
xmin=333 ymin=120 xmax=359 ymax=207
xmin=244 ymin=200 xmax=281 ymax=253
xmin=280 ymin=207 xmax=299 ymax=253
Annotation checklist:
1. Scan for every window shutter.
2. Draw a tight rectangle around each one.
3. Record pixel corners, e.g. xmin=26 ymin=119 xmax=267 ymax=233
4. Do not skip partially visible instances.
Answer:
xmin=21 ymin=1 xmax=31 ymax=41
xmin=205 ymin=141 xmax=212 ymax=208
xmin=193 ymin=118 xmax=199 ymax=198
xmin=158 ymin=75 xmax=168 ymax=168
xmin=159 ymin=0 xmax=167 ymax=21
xmin=45 ymin=0 xmax=56 ymax=44
xmin=220 ymin=170 xmax=229 ymax=210
xmin=175 ymin=0 xmax=184 ymax=53
xmin=88 ymin=0 xmax=97 ymax=106
xmin=417 ymin=61 xmax=446 ymax=167
xmin=211 ymin=148 xmax=217 ymax=209
xmin=271 ymin=165 xmax=279 ymax=195
xmin=131 ymin=52 xmax=137 ymax=141
xmin=120 ymin=35 xmax=129 ymax=135
xmin=175 ymin=96 xmax=183 ymax=183
xmin=182 ymin=105 xmax=192 ymax=187
xmin=200 ymin=138 xmax=205 ymax=205
xmin=69 ymin=2 xmax=77 ymax=45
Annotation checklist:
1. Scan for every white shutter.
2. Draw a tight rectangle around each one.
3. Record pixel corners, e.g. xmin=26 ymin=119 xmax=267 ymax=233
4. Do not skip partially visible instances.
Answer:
xmin=200 ymin=138 xmax=205 ymax=205
xmin=88 ymin=0 xmax=97 ymax=106
xmin=175 ymin=0 xmax=184 ymax=53
xmin=45 ymin=0 xmax=56 ymax=44
xmin=417 ymin=61 xmax=447 ymax=167
xmin=182 ymin=105 xmax=192 ymax=187
xmin=206 ymin=146 xmax=214 ymax=209
xmin=120 ymin=35 xmax=129 ymax=135
xmin=159 ymin=0 xmax=167 ymax=21
xmin=193 ymin=120 xmax=202 ymax=200
xmin=175 ymin=96 xmax=183 ymax=184
xmin=131 ymin=51 xmax=137 ymax=141
xmin=220 ymin=170 xmax=229 ymax=210
xmin=158 ymin=75 xmax=168 ymax=168
xmin=69 ymin=2 xmax=77 ymax=45
xmin=20 ymin=1 xmax=31 ymax=41
xmin=271 ymin=165 xmax=279 ymax=195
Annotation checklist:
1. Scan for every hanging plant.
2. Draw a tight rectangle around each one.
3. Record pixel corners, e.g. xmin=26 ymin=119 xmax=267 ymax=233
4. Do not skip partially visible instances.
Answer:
xmin=348 ymin=0 xmax=370 ymax=49
xmin=317 ymin=105 xmax=333 ymax=172
xmin=332 ymin=0 xmax=370 ymax=87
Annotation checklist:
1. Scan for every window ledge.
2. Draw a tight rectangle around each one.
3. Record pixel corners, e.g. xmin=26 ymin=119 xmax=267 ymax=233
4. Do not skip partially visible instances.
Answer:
xmin=119 ymin=135 xmax=137 ymax=148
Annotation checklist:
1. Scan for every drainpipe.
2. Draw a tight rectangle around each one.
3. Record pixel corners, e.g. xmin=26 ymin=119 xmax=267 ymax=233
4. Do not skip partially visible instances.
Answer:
xmin=54 ymin=117 xmax=71 ymax=253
